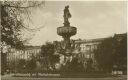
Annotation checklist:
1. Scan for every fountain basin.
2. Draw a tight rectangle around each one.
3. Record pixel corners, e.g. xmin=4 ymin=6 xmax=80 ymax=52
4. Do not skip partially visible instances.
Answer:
xmin=57 ymin=26 xmax=77 ymax=37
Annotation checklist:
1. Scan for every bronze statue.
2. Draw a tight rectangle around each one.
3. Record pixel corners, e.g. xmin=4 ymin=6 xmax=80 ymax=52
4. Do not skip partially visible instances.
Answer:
xmin=63 ymin=5 xmax=71 ymax=26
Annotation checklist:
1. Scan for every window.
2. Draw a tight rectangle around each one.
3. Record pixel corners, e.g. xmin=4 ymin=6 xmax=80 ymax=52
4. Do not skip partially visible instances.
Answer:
xmin=86 ymin=45 xmax=90 ymax=50
xmin=87 ymin=55 xmax=90 ymax=58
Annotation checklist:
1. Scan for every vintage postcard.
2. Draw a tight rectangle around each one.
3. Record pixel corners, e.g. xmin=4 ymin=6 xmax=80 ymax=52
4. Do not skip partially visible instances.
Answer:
xmin=1 ymin=0 xmax=127 ymax=80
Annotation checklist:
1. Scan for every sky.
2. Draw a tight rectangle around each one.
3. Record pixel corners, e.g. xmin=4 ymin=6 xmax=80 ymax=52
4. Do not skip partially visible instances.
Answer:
xmin=23 ymin=1 xmax=127 ymax=46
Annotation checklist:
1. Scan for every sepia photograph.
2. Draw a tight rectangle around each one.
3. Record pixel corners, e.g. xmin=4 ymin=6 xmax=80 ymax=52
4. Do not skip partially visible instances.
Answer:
xmin=1 ymin=0 xmax=127 ymax=80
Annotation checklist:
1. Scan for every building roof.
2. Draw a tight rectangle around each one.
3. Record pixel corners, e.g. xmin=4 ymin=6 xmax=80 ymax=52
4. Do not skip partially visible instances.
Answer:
xmin=74 ymin=33 xmax=126 ymax=44
xmin=114 ymin=33 xmax=126 ymax=38
xmin=74 ymin=37 xmax=109 ymax=44
xmin=24 ymin=45 xmax=41 ymax=50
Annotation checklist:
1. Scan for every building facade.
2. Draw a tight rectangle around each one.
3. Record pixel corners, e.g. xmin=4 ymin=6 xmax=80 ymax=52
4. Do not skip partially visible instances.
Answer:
xmin=74 ymin=38 xmax=107 ymax=59
xmin=72 ymin=33 xmax=126 ymax=71
xmin=72 ymin=38 xmax=108 ymax=70
xmin=6 ymin=46 xmax=41 ymax=67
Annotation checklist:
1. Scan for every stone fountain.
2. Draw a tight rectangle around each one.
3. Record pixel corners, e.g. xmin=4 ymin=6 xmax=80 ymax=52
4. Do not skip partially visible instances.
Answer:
xmin=57 ymin=5 xmax=77 ymax=57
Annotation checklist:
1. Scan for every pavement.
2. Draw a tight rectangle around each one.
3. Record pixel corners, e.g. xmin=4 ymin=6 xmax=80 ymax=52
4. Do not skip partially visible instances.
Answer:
xmin=1 ymin=75 xmax=127 ymax=80
xmin=1 ymin=74 xmax=127 ymax=80
xmin=1 ymin=77 xmax=127 ymax=80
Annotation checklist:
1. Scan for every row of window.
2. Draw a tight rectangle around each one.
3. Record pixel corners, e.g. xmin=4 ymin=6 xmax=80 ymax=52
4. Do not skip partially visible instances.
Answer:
xmin=7 ymin=49 xmax=41 ymax=56
xmin=7 ymin=49 xmax=41 ymax=62
xmin=77 ymin=53 xmax=94 ymax=59
xmin=80 ymin=44 xmax=98 ymax=51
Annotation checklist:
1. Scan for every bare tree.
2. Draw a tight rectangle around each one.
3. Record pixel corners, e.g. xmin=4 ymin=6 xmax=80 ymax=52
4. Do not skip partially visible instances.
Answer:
xmin=1 ymin=1 xmax=45 ymax=49
xmin=1 ymin=1 xmax=45 ymax=75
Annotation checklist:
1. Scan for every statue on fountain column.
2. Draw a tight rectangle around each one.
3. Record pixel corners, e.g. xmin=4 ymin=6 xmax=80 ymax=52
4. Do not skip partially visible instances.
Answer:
xmin=63 ymin=5 xmax=72 ymax=26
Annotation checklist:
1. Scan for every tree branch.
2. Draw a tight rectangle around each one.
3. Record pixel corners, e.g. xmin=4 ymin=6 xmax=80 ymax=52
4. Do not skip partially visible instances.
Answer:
xmin=3 ymin=2 xmax=45 ymax=9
